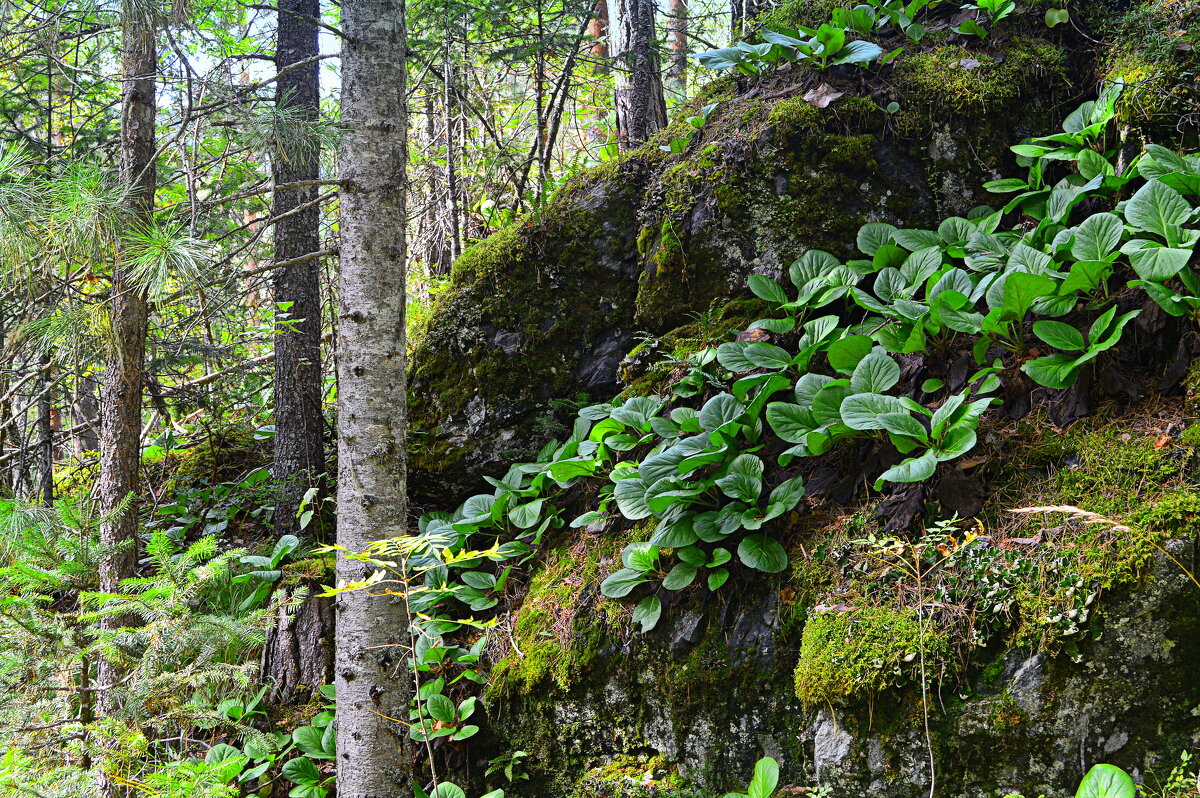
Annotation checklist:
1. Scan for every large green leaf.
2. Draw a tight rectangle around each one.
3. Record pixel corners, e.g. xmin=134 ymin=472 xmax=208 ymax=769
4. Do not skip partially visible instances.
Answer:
xmin=766 ymin=402 xmax=816 ymax=443
xmin=600 ymin=568 xmax=647 ymax=598
xmin=874 ymin=450 xmax=938 ymax=488
xmin=794 ymin=373 xmax=837 ymax=406
xmin=294 ymin=725 xmax=335 ymax=759
xmin=622 ymin=542 xmax=660 ymax=571
xmin=744 ymin=342 xmax=794 ymax=370
xmin=614 ymin=476 xmax=652 ymax=520
xmin=856 ymin=222 xmax=896 ymax=255
xmin=748 ymin=274 xmax=789 ymax=304
xmin=1021 ymin=352 xmax=1078 ymax=389
xmin=1032 ymin=320 xmax=1084 ymax=351
xmin=1075 ymin=764 xmax=1136 ymax=798
xmin=281 ymin=757 xmax=321 ymax=786
xmin=699 ymin=393 xmax=745 ymax=434
xmin=1071 ymin=212 xmax=1123 ymax=261
xmin=826 ymin=335 xmax=873 ymax=374
xmin=716 ymin=454 xmax=764 ymax=503
xmin=1124 ymin=179 xmax=1192 ymax=240
xmin=839 ymin=393 xmax=907 ymax=430
xmin=633 ymin=596 xmax=663 ymax=631
xmin=425 ymin=694 xmax=457 ymax=724
xmin=662 ymin=563 xmax=698 ymax=590
xmin=737 ymin=534 xmax=788 ymax=573
xmin=1128 ymin=244 xmax=1191 ymax=282
xmin=748 ymin=757 xmax=780 ymax=798
xmin=850 ymin=350 xmax=901 ymax=393
xmin=1001 ymin=272 xmax=1056 ymax=321
xmin=507 ymin=499 xmax=544 ymax=530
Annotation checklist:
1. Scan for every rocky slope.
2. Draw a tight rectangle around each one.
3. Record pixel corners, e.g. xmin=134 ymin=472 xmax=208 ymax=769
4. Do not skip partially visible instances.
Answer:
xmin=407 ymin=1 xmax=1200 ymax=795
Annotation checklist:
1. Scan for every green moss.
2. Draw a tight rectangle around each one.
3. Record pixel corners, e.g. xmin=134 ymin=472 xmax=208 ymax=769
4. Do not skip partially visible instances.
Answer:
xmin=893 ymin=37 xmax=1069 ymax=134
xmin=751 ymin=0 xmax=842 ymax=32
xmin=1095 ymin=0 xmax=1200 ymax=136
xmin=766 ymin=97 xmax=823 ymax=131
xmin=1182 ymin=422 xmax=1200 ymax=448
xmin=572 ymin=756 xmax=705 ymax=798
xmin=488 ymin=534 xmax=632 ymax=697
xmin=618 ymin=298 xmax=770 ymax=396
xmin=162 ymin=428 xmax=266 ymax=492
xmin=794 ymin=606 xmax=950 ymax=705
xmin=1133 ymin=489 xmax=1200 ymax=537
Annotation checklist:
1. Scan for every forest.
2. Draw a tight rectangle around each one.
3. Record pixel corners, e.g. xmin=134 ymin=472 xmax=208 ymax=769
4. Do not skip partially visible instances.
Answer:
xmin=0 ymin=0 xmax=1199 ymax=795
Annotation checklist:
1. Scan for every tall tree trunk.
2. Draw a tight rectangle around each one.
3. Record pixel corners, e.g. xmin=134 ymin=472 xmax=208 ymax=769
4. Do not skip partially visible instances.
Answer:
xmin=37 ymin=357 xmax=53 ymax=507
xmin=667 ymin=0 xmax=687 ymax=100
xmin=98 ymin=0 xmax=155 ymax=681
xmin=443 ymin=42 xmax=461 ymax=262
xmin=607 ymin=0 xmax=667 ymax=149
xmin=97 ymin=5 xmax=155 ymax=794
xmin=264 ymin=0 xmax=334 ymax=705
xmin=335 ymin=0 xmax=411 ymax=791
xmin=73 ymin=373 xmax=100 ymax=455
xmin=588 ymin=0 xmax=609 ymax=66
xmin=272 ymin=0 xmax=327 ymax=541
xmin=731 ymin=0 xmax=762 ymax=39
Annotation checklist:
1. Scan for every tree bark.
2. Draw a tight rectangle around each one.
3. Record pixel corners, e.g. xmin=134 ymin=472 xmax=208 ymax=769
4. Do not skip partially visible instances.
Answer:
xmin=261 ymin=575 xmax=334 ymax=703
xmin=272 ymin=0 xmax=327 ymax=541
xmin=97 ymin=0 xmax=155 ymax=692
xmin=73 ymin=373 xmax=100 ymax=455
xmin=37 ymin=357 xmax=53 ymax=507
xmin=97 ymin=7 xmax=155 ymax=795
xmin=588 ymin=0 xmax=608 ymax=66
xmin=607 ymin=0 xmax=667 ymax=149
xmin=264 ymin=0 xmax=334 ymax=705
xmin=335 ymin=0 xmax=412 ymax=792
xmin=667 ymin=0 xmax=687 ymax=99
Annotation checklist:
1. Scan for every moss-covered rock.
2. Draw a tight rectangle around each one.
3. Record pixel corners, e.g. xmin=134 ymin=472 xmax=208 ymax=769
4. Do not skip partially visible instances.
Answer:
xmin=408 ymin=29 xmax=1080 ymax=505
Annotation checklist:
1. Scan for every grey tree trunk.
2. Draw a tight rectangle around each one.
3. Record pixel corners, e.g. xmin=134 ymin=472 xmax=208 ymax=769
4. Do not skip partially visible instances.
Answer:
xmin=97 ymin=7 xmax=155 ymax=795
xmin=264 ymin=0 xmax=334 ymax=704
xmin=607 ymin=0 xmax=667 ymax=149
xmin=334 ymin=0 xmax=412 ymax=792
xmin=73 ymin=373 xmax=100 ymax=455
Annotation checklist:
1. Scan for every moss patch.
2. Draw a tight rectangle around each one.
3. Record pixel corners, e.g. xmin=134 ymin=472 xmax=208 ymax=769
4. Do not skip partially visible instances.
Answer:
xmin=794 ymin=605 xmax=950 ymax=705
xmin=893 ymin=37 xmax=1069 ymax=135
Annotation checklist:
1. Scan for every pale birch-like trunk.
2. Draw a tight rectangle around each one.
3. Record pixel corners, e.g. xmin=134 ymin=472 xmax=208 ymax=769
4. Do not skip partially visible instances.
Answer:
xmin=334 ymin=0 xmax=412 ymax=792
xmin=607 ymin=0 xmax=667 ymax=149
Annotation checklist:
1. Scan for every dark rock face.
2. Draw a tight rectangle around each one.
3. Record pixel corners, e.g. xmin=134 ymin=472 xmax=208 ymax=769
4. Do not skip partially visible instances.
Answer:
xmin=486 ymin=542 xmax=1199 ymax=798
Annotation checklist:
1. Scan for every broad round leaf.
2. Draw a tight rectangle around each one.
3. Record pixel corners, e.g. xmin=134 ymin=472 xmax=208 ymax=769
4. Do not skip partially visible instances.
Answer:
xmin=1075 ymin=764 xmax=1135 ymax=798
xmin=737 ymin=534 xmax=788 ymax=573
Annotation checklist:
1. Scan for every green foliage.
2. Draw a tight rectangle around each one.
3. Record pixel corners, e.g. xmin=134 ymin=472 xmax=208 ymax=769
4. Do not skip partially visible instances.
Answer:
xmin=694 ymin=23 xmax=883 ymax=74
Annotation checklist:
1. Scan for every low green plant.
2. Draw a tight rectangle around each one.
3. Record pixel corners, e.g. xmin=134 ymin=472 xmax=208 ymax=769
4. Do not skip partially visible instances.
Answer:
xmin=693 ymin=24 xmax=882 ymax=74
xmin=723 ymin=756 xmax=778 ymax=798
